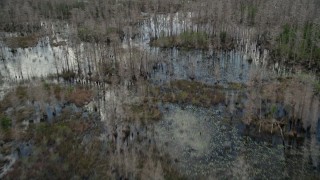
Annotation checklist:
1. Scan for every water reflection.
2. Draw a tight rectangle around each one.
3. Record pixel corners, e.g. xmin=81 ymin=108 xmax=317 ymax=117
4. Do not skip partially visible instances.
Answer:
xmin=0 ymin=12 xmax=319 ymax=179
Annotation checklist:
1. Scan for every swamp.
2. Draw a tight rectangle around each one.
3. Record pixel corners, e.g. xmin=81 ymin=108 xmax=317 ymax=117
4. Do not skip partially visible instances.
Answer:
xmin=0 ymin=0 xmax=320 ymax=179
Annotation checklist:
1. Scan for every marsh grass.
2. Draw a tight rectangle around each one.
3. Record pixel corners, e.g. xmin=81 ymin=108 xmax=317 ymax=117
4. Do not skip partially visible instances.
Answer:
xmin=150 ymin=31 xmax=210 ymax=50
xmin=78 ymin=26 xmax=124 ymax=43
xmin=4 ymin=35 xmax=39 ymax=48
xmin=129 ymin=103 xmax=162 ymax=121
xmin=227 ymin=82 xmax=247 ymax=90
xmin=67 ymin=88 xmax=93 ymax=106
xmin=154 ymin=80 xmax=225 ymax=107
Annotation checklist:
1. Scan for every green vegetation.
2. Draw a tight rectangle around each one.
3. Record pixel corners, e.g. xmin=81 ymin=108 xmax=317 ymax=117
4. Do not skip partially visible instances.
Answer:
xmin=220 ymin=31 xmax=227 ymax=44
xmin=275 ymin=24 xmax=297 ymax=59
xmin=150 ymin=30 xmax=236 ymax=50
xmin=247 ymin=5 xmax=258 ymax=26
xmin=270 ymin=104 xmax=277 ymax=118
xmin=274 ymin=23 xmax=320 ymax=69
xmin=156 ymin=80 xmax=225 ymax=107
xmin=60 ymin=70 xmax=76 ymax=81
xmin=150 ymin=31 xmax=210 ymax=50
xmin=240 ymin=4 xmax=258 ymax=25
xmin=42 ymin=81 xmax=50 ymax=91
xmin=227 ymin=82 xmax=247 ymax=90
xmin=125 ymin=80 xmax=225 ymax=122
xmin=5 ymin=114 xmax=106 ymax=179
xmin=1 ymin=116 xmax=12 ymax=130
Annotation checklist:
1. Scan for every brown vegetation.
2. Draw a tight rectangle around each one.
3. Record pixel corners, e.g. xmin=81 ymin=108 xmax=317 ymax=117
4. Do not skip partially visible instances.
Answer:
xmin=242 ymin=72 xmax=319 ymax=138
xmin=66 ymin=88 xmax=93 ymax=107
xmin=153 ymin=80 xmax=225 ymax=107
xmin=4 ymin=34 xmax=39 ymax=48
xmin=127 ymin=103 xmax=162 ymax=122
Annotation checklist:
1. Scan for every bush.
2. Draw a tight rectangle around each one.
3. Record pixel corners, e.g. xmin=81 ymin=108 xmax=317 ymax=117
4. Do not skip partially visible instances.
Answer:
xmin=1 ymin=116 xmax=12 ymax=130
xmin=220 ymin=31 xmax=227 ymax=44
xmin=60 ymin=70 xmax=76 ymax=81
xmin=180 ymin=31 xmax=209 ymax=48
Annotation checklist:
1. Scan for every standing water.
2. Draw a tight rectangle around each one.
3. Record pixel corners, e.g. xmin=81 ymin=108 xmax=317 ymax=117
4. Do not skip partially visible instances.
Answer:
xmin=0 ymin=11 xmax=319 ymax=179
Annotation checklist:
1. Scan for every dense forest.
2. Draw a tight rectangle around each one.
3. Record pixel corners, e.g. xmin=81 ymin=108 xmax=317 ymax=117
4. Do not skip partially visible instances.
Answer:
xmin=0 ymin=0 xmax=320 ymax=179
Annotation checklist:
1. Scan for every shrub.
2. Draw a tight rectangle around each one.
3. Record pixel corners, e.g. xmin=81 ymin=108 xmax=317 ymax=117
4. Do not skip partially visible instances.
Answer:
xmin=60 ymin=70 xmax=76 ymax=81
xmin=220 ymin=31 xmax=227 ymax=44
xmin=1 ymin=116 xmax=12 ymax=130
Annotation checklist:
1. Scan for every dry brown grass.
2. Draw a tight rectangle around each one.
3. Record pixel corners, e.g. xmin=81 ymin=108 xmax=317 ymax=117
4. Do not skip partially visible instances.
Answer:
xmin=15 ymin=107 xmax=35 ymax=123
xmin=157 ymin=80 xmax=225 ymax=107
xmin=67 ymin=88 xmax=93 ymax=107
xmin=4 ymin=34 xmax=39 ymax=48
xmin=243 ymin=74 xmax=319 ymax=136
xmin=127 ymin=103 xmax=162 ymax=122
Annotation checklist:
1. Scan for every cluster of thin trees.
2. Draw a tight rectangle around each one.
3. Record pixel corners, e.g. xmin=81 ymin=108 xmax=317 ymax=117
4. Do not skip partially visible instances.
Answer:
xmin=0 ymin=0 xmax=319 ymax=76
